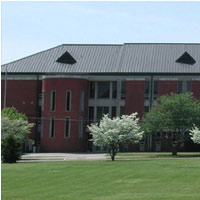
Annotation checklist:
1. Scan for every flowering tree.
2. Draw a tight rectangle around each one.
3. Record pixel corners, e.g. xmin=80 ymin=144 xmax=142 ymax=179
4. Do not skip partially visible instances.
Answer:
xmin=88 ymin=113 xmax=143 ymax=161
xmin=1 ymin=107 xmax=34 ymax=163
xmin=190 ymin=126 xmax=200 ymax=144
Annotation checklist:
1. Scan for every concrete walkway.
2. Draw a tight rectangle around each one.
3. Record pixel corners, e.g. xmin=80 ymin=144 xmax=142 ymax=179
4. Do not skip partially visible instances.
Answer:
xmin=20 ymin=153 xmax=107 ymax=162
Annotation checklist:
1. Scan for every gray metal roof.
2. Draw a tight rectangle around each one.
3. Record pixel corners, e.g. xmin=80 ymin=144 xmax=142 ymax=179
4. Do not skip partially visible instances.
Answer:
xmin=2 ymin=43 xmax=200 ymax=74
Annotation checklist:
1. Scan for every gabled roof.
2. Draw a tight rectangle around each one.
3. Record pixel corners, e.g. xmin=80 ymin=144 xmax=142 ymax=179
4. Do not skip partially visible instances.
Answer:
xmin=1 ymin=43 xmax=200 ymax=74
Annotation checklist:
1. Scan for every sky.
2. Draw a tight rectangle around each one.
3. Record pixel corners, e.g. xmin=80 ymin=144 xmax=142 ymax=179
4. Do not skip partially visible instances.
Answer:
xmin=2 ymin=1 xmax=200 ymax=64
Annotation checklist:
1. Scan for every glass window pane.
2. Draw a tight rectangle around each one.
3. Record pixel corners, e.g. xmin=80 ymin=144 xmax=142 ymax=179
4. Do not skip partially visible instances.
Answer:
xmin=50 ymin=91 xmax=56 ymax=111
xmin=121 ymin=81 xmax=125 ymax=99
xmin=89 ymin=82 xmax=95 ymax=98
xmin=89 ymin=107 xmax=94 ymax=124
xmin=111 ymin=107 xmax=116 ymax=118
xmin=97 ymin=82 xmax=110 ymax=98
xmin=120 ymin=106 xmax=125 ymax=115
xmin=66 ymin=91 xmax=71 ymax=111
xmin=49 ymin=118 xmax=55 ymax=138
xmin=177 ymin=81 xmax=183 ymax=94
xmin=65 ymin=118 xmax=70 ymax=138
xmin=112 ymin=81 xmax=117 ymax=99
xmin=144 ymin=80 xmax=150 ymax=99
xmin=154 ymin=80 xmax=158 ymax=95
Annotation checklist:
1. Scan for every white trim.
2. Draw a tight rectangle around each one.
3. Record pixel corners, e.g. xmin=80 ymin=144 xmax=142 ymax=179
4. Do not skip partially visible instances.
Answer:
xmin=64 ymin=117 xmax=70 ymax=138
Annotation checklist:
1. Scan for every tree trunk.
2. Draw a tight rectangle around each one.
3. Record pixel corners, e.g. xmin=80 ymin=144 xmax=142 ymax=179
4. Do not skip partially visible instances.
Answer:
xmin=172 ymin=145 xmax=177 ymax=156
xmin=111 ymin=153 xmax=115 ymax=161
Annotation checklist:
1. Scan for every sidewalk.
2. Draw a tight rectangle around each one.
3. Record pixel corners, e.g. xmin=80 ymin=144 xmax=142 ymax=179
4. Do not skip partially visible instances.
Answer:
xmin=20 ymin=153 xmax=107 ymax=162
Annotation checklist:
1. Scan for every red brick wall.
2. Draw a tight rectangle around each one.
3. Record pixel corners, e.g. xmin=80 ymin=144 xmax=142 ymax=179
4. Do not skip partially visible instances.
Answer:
xmin=192 ymin=81 xmax=200 ymax=100
xmin=41 ymin=78 xmax=89 ymax=152
xmin=125 ymin=80 xmax=145 ymax=118
xmin=1 ymin=79 xmax=39 ymax=140
xmin=158 ymin=80 xmax=178 ymax=96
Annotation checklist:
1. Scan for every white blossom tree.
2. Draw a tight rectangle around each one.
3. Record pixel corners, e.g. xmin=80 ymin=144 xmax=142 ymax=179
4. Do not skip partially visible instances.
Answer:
xmin=88 ymin=113 xmax=143 ymax=161
xmin=190 ymin=126 xmax=200 ymax=144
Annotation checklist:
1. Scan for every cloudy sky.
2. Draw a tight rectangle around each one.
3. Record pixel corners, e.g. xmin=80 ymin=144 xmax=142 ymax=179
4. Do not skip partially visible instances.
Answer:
xmin=2 ymin=1 xmax=200 ymax=64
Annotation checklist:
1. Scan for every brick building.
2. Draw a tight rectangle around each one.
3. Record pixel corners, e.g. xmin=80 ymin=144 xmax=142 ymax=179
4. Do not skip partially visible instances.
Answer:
xmin=1 ymin=43 xmax=200 ymax=152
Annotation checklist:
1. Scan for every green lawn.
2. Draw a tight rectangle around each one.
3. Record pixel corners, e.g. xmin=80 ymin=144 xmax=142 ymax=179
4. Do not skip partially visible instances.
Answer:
xmin=2 ymin=159 xmax=200 ymax=200
xmin=114 ymin=152 xmax=200 ymax=159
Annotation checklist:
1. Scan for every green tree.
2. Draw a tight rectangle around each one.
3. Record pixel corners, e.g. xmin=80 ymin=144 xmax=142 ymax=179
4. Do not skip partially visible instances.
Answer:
xmin=1 ymin=107 xmax=34 ymax=163
xmin=141 ymin=93 xmax=200 ymax=156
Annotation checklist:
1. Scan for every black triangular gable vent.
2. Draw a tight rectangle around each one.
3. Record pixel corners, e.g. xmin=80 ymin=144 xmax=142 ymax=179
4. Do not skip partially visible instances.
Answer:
xmin=176 ymin=51 xmax=196 ymax=65
xmin=56 ymin=51 xmax=76 ymax=64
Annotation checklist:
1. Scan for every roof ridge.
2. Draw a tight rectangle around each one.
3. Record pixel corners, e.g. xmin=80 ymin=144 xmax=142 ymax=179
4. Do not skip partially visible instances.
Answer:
xmin=124 ymin=43 xmax=200 ymax=45
xmin=2 ymin=44 xmax=64 ymax=66
xmin=62 ymin=43 xmax=123 ymax=46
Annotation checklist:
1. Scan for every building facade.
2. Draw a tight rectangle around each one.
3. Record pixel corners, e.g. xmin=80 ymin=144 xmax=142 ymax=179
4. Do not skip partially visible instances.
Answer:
xmin=1 ymin=43 xmax=200 ymax=152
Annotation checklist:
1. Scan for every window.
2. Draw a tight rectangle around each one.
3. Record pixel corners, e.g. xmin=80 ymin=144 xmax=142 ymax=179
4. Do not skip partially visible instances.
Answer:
xmin=177 ymin=81 xmax=183 ymax=94
xmin=50 ymin=91 xmax=56 ymax=111
xmin=89 ymin=82 xmax=95 ymax=99
xmin=144 ymin=80 xmax=150 ymax=99
xmin=97 ymin=106 xmax=109 ymax=121
xmin=121 ymin=81 xmax=126 ymax=99
xmin=120 ymin=106 xmax=125 ymax=115
xmin=79 ymin=118 xmax=83 ymax=138
xmin=153 ymin=80 xmax=158 ymax=99
xmin=112 ymin=81 xmax=117 ymax=99
xmin=49 ymin=118 xmax=55 ymax=138
xmin=65 ymin=118 xmax=70 ymax=138
xmin=88 ymin=107 xmax=94 ymax=124
xmin=66 ymin=91 xmax=71 ymax=111
xmin=144 ymin=106 xmax=149 ymax=113
xmin=178 ymin=80 xmax=191 ymax=94
xmin=80 ymin=91 xmax=84 ymax=112
xmin=97 ymin=82 xmax=110 ymax=98
xmin=111 ymin=107 xmax=117 ymax=118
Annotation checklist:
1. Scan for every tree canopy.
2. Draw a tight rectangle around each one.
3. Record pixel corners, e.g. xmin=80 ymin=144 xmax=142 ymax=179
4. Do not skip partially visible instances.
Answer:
xmin=141 ymin=93 xmax=200 ymax=155
xmin=88 ymin=113 xmax=143 ymax=161
xmin=1 ymin=107 xmax=34 ymax=163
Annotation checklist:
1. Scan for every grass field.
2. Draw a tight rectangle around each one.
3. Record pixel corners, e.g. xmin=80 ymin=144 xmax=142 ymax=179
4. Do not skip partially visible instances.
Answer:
xmin=2 ymin=158 xmax=200 ymax=200
xmin=114 ymin=152 xmax=200 ymax=159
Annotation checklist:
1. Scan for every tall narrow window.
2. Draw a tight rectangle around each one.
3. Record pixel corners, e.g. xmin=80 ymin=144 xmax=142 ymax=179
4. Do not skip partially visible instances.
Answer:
xmin=120 ymin=106 xmax=125 ymax=115
xmin=121 ymin=81 xmax=126 ymax=99
xmin=89 ymin=82 xmax=95 ymax=98
xmin=49 ymin=118 xmax=55 ymax=138
xmin=65 ymin=118 xmax=70 ymax=138
xmin=97 ymin=82 xmax=110 ymax=98
xmin=112 ymin=81 xmax=117 ymax=99
xmin=80 ymin=91 xmax=84 ymax=112
xmin=97 ymin=106 xmax=109 ymax=121
xmin=186 ymin=81 xmax=192 ymax=92
xmin=79 ymin=118 xmax=83 ymax=138
xmin=177 ymin=81 xmax=183 ymax=94
xmin=144 ymin=80 xmax=150 ymax=99
xmin=66 ymin=91 xmax=71 ymax=112
xmin=88 ymin=107 xmax=94 ymax=124
xmin=50 ymin=91 xmax=56 ymax=111
xmin=153 ymin=80 xmax=158 ymax=99
xmin=111 ymin=107 xmax=117 ymax=118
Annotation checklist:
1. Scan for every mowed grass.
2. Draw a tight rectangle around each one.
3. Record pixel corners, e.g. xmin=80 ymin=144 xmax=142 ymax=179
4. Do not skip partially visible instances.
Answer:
xmin=114 ymin=152 xmax=200 ymax=159
xmin=2 ymin=159 xmax=200 ymax=200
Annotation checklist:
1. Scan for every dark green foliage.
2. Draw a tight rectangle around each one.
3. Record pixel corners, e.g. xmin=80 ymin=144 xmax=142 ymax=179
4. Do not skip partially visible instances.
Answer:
xmin=141 ymin=93 xmax=200 ymax=155
xmin=2 ymin=135 xmax=22 ymax=163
